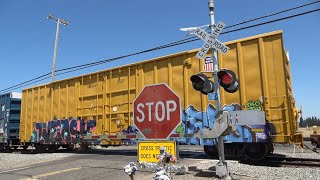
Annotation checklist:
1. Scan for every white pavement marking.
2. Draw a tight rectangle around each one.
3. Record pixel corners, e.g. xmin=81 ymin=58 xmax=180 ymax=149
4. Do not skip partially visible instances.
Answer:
xmin=0 ymin=166 xmax=32 ymax=174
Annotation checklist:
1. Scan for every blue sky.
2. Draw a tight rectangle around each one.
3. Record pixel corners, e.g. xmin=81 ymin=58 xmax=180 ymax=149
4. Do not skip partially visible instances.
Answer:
xmin=0 ymin=1 xmax=319 ymax=118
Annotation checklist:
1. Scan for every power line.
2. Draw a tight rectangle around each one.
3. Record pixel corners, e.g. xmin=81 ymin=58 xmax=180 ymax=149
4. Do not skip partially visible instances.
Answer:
xmin=56 ymin=7 xmax=320 ymax=72
xmin=226 ymin=0 xmax=320 ymax=29
xmin=55 ymin=1 xmax=320 ymax=72
xmin=0 ymin=73 xmax=51 ymax=93
xmin=222 ymin=8 xmax=320 ymax=34
xmin=0 ymin=4 xmax=319 ymax=94
xmin=1 ymin=7 xmax=319 ymax=94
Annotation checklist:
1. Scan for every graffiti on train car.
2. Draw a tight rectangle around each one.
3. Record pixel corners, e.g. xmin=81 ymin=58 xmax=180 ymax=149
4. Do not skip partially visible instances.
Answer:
xmin=131 ymin=101 xmax=269 ymax=145
xmin=173 ymin=101 xmax=268 ymax=145
xmin=170 ymin=104 xmax=252 ymax=145
xmin=31 ymin=118 xmax=96 ymax=144
xmin=245 ymin=100 xmax=263 ymax=111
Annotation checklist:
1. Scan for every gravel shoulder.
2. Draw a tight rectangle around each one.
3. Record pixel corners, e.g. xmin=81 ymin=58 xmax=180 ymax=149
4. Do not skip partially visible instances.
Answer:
xmin=164 ymin=159 xmax=320 ymax=180
xmin=272 ymin=144 xmax=320 ymax=159
xmin=0 ymin=153 xmax=73 ymax=170
xmin=134 ymin=144 xmax=320 ymax=180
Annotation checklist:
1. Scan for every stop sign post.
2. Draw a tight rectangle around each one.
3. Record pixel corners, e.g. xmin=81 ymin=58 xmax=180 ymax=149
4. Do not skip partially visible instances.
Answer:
xmin=133 ymin=83 xmax=181 ymax=139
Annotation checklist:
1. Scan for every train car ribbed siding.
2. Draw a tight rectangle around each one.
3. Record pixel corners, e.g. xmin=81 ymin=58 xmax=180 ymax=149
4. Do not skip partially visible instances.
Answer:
xmin=19 ymin=30 xmax=301 ymax=145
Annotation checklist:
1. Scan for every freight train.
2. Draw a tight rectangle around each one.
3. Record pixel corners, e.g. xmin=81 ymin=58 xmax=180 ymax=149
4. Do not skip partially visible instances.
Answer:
xmin=1 ymin=31 xmax=303 ymax=160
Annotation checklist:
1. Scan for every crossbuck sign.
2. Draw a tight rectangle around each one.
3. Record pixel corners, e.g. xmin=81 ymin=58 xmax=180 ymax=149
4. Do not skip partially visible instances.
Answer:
xmin=193 ymin=21 xmax=229 ymax=59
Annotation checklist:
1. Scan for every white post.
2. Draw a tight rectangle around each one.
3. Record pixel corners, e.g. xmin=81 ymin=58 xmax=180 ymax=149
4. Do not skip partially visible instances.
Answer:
xmin=208 ymin=0 xmax=229 ymax=178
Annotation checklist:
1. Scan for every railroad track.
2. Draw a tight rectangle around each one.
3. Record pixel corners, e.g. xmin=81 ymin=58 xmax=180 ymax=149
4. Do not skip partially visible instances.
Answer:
xmin=304 ymin=144 xmax=320 ymax=154
xmin=275 ymin=160 xmax=320 ymax=168
xmin=264 ymin=156 xmax=320 ymax=168
xmin=3 ymin=147 xmax=320 ymax=168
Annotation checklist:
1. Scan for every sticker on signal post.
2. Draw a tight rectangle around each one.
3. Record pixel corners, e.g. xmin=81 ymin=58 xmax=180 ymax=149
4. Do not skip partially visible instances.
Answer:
xmin=138 ymin=141 xmax=177 ymax=163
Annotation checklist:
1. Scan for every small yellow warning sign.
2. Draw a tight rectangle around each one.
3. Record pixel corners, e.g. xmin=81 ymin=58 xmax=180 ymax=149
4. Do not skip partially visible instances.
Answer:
xmin=137 ymin=141 xmax=177 ymax=163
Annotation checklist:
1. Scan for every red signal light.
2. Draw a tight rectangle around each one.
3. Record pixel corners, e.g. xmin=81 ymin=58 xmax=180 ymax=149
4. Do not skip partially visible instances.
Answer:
xmin=217 ymin=69 xmax=239 ymax=93
xmin=220 ymin=72 xmax=233 ymax=86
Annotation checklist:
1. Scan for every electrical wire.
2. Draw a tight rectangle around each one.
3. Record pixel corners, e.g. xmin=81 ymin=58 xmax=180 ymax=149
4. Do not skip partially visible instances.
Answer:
xmin=56 ymin=7 xmax=320 ymax=73
xmin=0 ymin=3 xmax=319 ymax=94
xmin=55 ymin=0 xmax=320 ymax=72
xmin=0 ymin=73 xmax=51 ymax=93
xmin=226 ymin=0 xmax=320 ymax=29
xmin=1 ymin=7 xmax=319 ymax=94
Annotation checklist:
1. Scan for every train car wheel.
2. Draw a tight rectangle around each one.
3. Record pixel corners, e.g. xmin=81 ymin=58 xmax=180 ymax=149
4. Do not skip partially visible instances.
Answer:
xmin=204 ymin=145 xmax=219 ymax=159
xmin=0 ymin=144 xmax=4 ymax=151
xmin=35 ymin=144 xmax=46 ymax=153
xmin=47 ymin=145 xmax=58 ymax=153
xmin=66 ymin=144 xmax=74 ymax=151
xmin=245 ymin=143 xmax=268 ymax=161
xmin=80 ymin=145 xmax=89 ymax=151
xmin=5 ymin=146 xmax=12 ymax=152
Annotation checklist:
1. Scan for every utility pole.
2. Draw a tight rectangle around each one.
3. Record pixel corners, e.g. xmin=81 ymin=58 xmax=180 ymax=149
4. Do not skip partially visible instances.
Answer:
xmin=47 ymin=14 xmax=69 ymax=82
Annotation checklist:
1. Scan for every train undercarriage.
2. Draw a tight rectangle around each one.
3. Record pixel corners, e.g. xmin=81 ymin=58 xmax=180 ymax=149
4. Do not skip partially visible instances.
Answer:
xmin=0 ymin=142 xmax=90 ymax=153
xmin=2 ymin=137 xmax=272 ymax=161
xmin=0 ymin=138 xmax=123 ymax=153
xmin=204 ymin=142 xmax=274 ymax=161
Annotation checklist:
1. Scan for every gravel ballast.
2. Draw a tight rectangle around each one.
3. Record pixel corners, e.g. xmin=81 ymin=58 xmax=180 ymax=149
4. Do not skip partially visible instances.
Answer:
xmin=173 ymin=159 xmax=320 ymax=180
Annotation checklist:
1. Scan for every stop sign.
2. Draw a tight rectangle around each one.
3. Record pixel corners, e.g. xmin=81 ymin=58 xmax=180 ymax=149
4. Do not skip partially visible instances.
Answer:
xmin=133 ymin=83 xmax=181 ymax=139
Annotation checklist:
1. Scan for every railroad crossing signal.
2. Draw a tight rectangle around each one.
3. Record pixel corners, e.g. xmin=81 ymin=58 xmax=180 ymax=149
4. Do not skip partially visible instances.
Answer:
xmin=182 ymin=1 xmax=266 ymax=178
xmin=190 ymin=69 xmax=239 ymax=95
xmin=190 ymin=73 xmax=214 ymax=95
xmin=217 ymin=69 xmax=240 ymax=93
xmin=193 ymin=21 xmax=230 ymax=59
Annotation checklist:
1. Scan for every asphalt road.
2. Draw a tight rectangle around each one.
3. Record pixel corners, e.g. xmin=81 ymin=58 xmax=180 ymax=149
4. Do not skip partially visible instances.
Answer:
xmin=1 ymin=144 xmax=315 ymax=180
xmin=0 ymin=146 xmax=212 ymax=180
xmin=0 ymin=150 xmax=150 ymax=180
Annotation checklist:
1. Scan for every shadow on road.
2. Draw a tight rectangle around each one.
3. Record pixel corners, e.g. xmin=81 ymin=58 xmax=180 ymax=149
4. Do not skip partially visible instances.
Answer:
xmin=187 ymin=166 xmax=216 ymax=178
xmin=47 ymin=148 xmax=213 ymax=160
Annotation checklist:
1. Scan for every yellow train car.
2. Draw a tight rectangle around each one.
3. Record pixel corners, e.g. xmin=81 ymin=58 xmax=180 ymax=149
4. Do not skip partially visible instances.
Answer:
xmin=19 ymin=30 xmax=302 ymax=156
